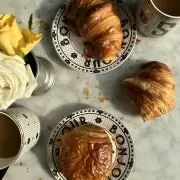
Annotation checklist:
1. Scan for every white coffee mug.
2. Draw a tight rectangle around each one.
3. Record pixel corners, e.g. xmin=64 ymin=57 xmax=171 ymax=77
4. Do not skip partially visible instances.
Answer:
xmin=136 ymin=0 xmax=180 ymax=37
xmin=0 ymin=107 xmax=40 ymax=170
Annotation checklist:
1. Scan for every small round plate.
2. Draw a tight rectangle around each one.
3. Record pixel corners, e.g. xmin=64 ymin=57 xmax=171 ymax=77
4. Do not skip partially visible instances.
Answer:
xmin=51 ymin=0 xmax=137 ymax=74
xmin=47 ymin=109 xmax=134 ymax=180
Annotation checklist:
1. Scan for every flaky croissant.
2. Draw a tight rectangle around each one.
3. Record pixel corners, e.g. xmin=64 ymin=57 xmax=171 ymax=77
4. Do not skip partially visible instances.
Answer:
xmin=66 ymin=0 xmax=123 ymax=61
xmin=59 ymin=125 xmax=112 ymax=180
xmin=123 ymin=61 xmax=176 ymax=121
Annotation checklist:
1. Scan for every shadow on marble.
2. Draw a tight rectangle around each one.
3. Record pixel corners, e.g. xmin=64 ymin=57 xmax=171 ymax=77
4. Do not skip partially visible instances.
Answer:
xmin=97 ymin=58 xmax=148 ymax=116
xmin=125 ymin=0 xmax=138 ymax=16
xmin=31 ymin=121 xmax=51 ymax=177
xmin=9 ymin=103 xmax=24 ymax=108
xmin=35 ymin=0 xmax=69 ymax=68
xmin=31 ymin=102 xmax=93 ymax=175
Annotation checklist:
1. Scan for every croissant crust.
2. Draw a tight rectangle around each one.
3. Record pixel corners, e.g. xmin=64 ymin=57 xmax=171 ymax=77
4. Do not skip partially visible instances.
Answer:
xmin=59 ymin=125 xmax=113 ymax=180
xmin=123 ymin=61 xmax=176 ymax=121
xmin=66 ymin=0 xmax=123 ymax=61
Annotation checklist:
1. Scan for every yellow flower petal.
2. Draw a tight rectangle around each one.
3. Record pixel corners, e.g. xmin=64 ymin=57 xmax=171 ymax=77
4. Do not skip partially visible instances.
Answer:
xmin=0 ymin=14 xmax=14 ymax=27
xmin=0 ymin=14 xmax=42 ymax=56
xmin=18 ymin=29 xmax=42 ymax=57
xmin=11 ymin=18 xmax=24 ymax=49
xmin=0 ymin=14 xmax=22 ymax=55
xmin=21 ymin=29 xmax=42 ymax=43
xmin=0 ymin=30 xmax=16 ymax=55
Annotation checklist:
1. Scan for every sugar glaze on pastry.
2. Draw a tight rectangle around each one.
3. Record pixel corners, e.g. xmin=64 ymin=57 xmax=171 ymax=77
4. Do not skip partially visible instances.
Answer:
xmin=59 ymin=124 xmax=113 ymax=180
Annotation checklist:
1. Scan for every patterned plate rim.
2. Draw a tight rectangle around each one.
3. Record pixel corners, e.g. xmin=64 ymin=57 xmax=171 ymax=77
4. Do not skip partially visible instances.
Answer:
xmin=51 ymin=0 xmax=137 ymax=74
xmin=47 ymin=109 xmax=135 ymax=180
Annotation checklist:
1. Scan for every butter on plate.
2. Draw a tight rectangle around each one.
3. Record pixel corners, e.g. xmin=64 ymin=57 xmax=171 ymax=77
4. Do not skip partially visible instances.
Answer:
xmin=0 ymin=14 xmax=42 ymax=57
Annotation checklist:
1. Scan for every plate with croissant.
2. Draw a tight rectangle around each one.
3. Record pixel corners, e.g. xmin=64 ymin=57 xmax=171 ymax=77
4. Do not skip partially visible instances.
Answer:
xmin=47 ymin=109 xmax=134 ymax=180
xmin=51 ymin=0 xmax=136 ymax=74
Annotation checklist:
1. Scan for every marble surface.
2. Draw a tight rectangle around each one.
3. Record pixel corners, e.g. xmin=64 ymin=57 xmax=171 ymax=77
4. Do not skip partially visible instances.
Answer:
xmin=1 ymin=0 xmax=180 ymax=180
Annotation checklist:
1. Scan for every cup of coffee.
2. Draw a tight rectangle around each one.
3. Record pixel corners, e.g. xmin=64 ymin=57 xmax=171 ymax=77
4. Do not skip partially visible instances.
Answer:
xmin=136 ymin=0 xmax=180 ymax=37
xmin=0 ymin=107 xmax=40 ymax=170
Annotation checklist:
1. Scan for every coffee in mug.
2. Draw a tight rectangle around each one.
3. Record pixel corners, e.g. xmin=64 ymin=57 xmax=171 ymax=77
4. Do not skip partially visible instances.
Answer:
xmin=136 ymin=0 xmax=180 ymax=37
xmin=0 ymin=107 xmax=40 ymax=170
xmin=153 ymin=0 xmax=180 ymax=17
xmin=0 ymin=114 xmax=21 ymax=158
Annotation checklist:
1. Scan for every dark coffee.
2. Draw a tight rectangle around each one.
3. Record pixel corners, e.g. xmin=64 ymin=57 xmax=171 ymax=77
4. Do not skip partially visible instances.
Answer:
xmin=0 ymin=114 xmax=21 ymax=158
xmin=153 ymin=0 xmax=180 ymax=16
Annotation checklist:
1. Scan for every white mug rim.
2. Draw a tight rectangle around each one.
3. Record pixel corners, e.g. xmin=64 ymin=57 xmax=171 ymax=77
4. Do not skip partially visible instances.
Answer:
xmin=150 ymin=0 xmax=180 ymax=19
xmin=0 ymin=112 xmax=23 ymax=170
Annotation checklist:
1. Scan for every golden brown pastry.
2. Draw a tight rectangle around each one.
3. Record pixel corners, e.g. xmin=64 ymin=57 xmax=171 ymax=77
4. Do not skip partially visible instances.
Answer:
xmin=66 ymin=0 xmax=123 ymax=61
xmin=123 ymin=61 xmax=176 ymax=121
xmin=59 ymin=124 xmax=113 ymax=180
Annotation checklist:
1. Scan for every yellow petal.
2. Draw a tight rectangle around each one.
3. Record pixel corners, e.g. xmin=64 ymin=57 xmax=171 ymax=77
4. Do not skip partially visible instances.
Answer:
xmin=0 ymin=14 xmax=14 ymax=33
xmin=0 ymin=14 xmax=42 ymax=56
xmin=18 ymin=29 xmax=42 ymax=56
xmin=0 ymin=30 xmax=16 ymax=55
xmin=18 ymin=40 xmax=41 ymax=57
xmin=0 ymin=14 xmax=14 ymax=27
xmin=10 ymin=18 xmax=24 ymax=49
xmin=21 ymin=29 xmax=42 ymax=43
xmin=0 ymin=14 xmax=23 ymax=55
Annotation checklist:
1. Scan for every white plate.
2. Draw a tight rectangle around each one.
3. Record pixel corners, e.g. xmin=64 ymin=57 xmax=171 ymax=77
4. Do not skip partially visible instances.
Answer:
xmin=51 ymin=0 xmax=137 ymax=74
xmin=47 ymin=109 xmax=134 ymax=180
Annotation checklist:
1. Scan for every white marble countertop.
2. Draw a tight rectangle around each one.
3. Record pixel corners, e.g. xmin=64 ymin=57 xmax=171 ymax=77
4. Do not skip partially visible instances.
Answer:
xmin=1 ymin=0 xmax=180 ymax=180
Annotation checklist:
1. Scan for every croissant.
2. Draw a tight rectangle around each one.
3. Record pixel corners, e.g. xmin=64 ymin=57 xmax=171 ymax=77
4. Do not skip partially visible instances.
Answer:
xmin=123 ymin=61 xmax=176 ymax=121
xmin=66 ymin=0 xmax=123 ymax=61
xmin=59 ymin=124 xmax=113 ymax=180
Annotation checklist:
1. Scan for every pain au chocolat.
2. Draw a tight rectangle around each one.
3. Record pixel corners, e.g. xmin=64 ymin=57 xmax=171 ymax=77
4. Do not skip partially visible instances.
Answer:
xmin=59 ymin=124 xmax=113 ymax=180
xmin=66 ymin=0 xmax=123 ymax=61
xmin=123 ymin=61 xmax=176 ymax=121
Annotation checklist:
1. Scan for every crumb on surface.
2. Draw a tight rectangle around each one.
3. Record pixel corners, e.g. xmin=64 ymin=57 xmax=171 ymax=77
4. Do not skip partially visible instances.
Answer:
xmin=38 ymin=20 xmax=49 ymax=30
xmin=83 ymin=87 xmax=89 ymax=99
xmin=98 ymin=97 xmax=109 ymax=103
xmin=47 ymin=126 xmax=52 ymax=131
xmin=19 ymin=162 xmax=23 ymax=166
xmin=135 ymin=38 xmax=141 ymax=45
xmin=82 ymin=48 xmax=91 ymax=59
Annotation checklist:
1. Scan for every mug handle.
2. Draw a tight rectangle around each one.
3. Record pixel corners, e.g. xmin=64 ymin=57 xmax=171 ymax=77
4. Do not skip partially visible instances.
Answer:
xmin=0 ymin=167 xmax=8 ymax=180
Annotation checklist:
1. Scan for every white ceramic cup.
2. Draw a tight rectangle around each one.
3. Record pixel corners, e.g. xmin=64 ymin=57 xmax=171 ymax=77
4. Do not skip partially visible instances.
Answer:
xmin=0 ymin=107 xmax=40 ymax=170
xmin=136 ymin=0 xmax=180 ymax=37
